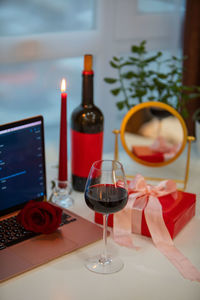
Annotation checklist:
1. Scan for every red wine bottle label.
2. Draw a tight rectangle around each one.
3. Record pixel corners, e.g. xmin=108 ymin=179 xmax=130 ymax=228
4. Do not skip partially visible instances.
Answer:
xmin=71 ymin=129 xmax=103 ymax=177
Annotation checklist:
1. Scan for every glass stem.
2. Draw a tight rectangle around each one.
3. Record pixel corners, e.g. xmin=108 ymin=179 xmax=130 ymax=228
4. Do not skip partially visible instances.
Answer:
xmin=100 ymin=214 xmax=109 ymax=264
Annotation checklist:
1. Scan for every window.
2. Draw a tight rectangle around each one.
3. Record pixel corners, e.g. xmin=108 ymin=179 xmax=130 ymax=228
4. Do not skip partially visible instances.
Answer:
xmin=0 ymin=0 xmax=186 ymax=157
xmin=0 ymin=0 xmax=96 ymax=36
xmin=138 ymin=0 xmax=184 ymax=13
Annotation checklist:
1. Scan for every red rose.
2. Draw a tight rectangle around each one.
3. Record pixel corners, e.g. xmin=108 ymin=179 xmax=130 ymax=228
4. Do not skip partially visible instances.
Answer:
xmin=17 ymin=201 xmax=62 ymax=234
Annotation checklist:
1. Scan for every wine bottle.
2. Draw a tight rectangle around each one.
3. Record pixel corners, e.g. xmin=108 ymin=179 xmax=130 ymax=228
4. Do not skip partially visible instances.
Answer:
xmin=70 ymin=54 xmax=104 ymax=192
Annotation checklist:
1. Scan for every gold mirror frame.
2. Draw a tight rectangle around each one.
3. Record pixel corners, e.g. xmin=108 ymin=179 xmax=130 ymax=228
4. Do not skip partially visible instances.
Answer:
xmin=120 ymin=101 xmax=187 ymax=167
xmin=113 ymin=102 xmax=195 ymax=190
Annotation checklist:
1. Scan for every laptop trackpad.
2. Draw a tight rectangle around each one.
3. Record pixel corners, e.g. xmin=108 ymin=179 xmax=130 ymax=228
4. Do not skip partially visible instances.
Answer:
xmin=11 ymin=229 xmax=78 ymax=265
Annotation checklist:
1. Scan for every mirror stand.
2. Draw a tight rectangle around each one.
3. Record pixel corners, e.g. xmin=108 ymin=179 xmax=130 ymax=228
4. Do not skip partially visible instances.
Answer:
xmin=112 ymin=129 xmax=195 ymax=191
xmin=184 ymin=136 xmax=195 ymax=190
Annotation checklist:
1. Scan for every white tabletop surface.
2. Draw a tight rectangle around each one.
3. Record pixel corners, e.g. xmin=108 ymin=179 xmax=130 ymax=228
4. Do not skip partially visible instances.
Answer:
xmin=1 ymin=146 xmax=200 ymax=300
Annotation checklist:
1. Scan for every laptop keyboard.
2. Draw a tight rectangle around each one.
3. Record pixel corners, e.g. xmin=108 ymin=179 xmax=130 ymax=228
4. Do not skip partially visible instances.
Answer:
xmin=0 ymin=213 xmax=76 ymax=250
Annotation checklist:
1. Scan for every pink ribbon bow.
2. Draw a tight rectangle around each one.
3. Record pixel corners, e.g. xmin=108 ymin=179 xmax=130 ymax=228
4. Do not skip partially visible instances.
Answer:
xmin=114 ymin=174 xmax=200 ymax=282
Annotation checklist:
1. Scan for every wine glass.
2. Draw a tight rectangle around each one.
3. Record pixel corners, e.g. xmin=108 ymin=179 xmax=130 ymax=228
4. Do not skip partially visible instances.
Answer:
xmin=84 ymin=160 xmax=128 ymax=274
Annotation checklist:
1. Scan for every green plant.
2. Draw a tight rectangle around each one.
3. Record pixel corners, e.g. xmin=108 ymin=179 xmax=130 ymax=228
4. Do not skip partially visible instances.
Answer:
xmin=104 ymin=41 xmax=200 ymax=118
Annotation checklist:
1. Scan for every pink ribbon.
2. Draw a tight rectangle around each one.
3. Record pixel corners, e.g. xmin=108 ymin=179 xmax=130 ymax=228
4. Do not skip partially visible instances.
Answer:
xmin=114 ymin=174 xmax=200 ymax=282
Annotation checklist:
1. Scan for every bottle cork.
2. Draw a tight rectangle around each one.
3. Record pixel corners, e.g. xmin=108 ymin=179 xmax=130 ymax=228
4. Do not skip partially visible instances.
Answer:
xmin=84 ymin=54 xmax=93 ymax=71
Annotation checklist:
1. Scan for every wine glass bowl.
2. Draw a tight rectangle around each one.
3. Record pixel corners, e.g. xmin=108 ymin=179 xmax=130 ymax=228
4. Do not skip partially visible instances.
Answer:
xmin=85 ymin=183 xmax=128 ymax=215
xmin=84 ymin=160 xmax=128 ymax=274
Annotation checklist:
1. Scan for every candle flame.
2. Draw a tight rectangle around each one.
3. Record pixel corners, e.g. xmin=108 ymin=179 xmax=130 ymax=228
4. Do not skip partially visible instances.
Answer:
xmin=61 ymin=78 xmax=66 ymax=92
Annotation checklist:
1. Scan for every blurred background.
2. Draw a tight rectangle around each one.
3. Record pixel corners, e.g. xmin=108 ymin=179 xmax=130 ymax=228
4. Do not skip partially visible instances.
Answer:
xmin=0 ymin=0 xmax=199 ymax=164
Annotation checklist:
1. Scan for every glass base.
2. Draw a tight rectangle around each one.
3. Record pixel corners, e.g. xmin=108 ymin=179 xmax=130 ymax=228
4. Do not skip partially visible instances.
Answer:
xmin=54 ymin=195 xmax=74 ymax=209
xmin=49 ymin=179 xmax=74 ymax=209
xmin=85 ymin=256 xmax=124 ymax=274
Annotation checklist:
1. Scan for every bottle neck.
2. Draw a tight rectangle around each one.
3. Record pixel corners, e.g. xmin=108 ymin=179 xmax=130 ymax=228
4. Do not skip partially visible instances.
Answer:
xmin=82 ymin=71 xmax=94 ymax=106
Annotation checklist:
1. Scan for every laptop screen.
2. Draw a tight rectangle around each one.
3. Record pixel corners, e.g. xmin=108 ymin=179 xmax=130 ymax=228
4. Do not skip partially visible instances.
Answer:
xmin=0 ymin=116 xmax=46 ymax=217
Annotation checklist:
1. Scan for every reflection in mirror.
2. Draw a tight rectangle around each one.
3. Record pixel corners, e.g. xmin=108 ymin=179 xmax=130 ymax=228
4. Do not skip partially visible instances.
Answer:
xmin=122 ymin=103 xmax=187 ymax=166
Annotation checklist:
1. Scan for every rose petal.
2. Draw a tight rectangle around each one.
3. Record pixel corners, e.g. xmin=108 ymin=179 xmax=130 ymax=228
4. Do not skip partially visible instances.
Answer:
xmin=17 ymin=200 xmax=63 ymax=234
xmin=24 ymin=208 xmax=44 ymax=231
xmin=30 ymin=211 xmax=51 ymax=233
xmin=42 ymin=210 xmax=62 ymax=234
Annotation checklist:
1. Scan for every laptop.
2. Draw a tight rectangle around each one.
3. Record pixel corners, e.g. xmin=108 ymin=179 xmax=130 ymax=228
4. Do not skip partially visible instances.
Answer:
xmin=0 ymin=115 xmax=102 ymax=282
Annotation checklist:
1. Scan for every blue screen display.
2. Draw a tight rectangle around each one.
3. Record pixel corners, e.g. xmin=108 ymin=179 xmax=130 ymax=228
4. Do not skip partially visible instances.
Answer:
xmin=0 ymin=119 xmax=46 ymax=215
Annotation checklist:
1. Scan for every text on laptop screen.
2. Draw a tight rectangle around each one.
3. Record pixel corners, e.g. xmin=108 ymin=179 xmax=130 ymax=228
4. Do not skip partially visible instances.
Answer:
xmin=0 ymin=119 xmax=46 ymax=215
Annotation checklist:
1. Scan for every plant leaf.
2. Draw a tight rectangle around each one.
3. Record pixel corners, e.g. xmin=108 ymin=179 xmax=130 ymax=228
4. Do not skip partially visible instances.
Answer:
xmin=131 ymin=40 xmax=146 ymax=55
xmin=144 ymin=53 xmax=162 ymax=64
xmin=120 ymin=61 xmax=135 ymax=67
xmin=104 ymin=78 xmax=118 ymax=84
xmin=110 ymin=61 xmax=119 ymax=68
xmin=148 ymin=96 xmax=156 ymax=100
xmin=157 ymin=73 xmax=168 ymax=79
xmin=130 ymin=94 xmax=137 ymax=98
xmin=113 ymin=56 xmax=120 ymax=62
xmin=129 ymin=56 xmax=139 ymax=62
xmin=122 ymin=71 xmax=137 ymax=79
xmin=116 ymin=101 xmax=125 ymax=110
xmin=111 ymin=87 xmax=121 ymax=96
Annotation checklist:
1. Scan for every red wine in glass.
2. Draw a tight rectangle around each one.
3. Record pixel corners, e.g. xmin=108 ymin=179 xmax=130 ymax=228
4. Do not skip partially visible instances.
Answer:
xmin=85 ymin=184 xmax=128 ymax=214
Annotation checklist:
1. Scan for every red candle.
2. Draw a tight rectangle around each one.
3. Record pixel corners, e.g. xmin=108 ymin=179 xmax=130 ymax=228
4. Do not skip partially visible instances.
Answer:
xmin=58 ymin=78 xmax=68 ymax=181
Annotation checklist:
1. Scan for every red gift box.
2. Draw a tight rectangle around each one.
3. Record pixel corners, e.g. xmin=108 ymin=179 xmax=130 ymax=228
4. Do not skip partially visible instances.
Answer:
xmin=95 ymin=212 xmax=114 ymax=227
xmin=132 ymin=146 xmax=164 ymax=163
xmin=95 ymin=190 xmax=196 ymax=239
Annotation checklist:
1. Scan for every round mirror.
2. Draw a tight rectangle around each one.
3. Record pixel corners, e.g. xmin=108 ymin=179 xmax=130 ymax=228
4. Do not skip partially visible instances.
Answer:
xmin=120 ymin=102 xmax=187 ymax=167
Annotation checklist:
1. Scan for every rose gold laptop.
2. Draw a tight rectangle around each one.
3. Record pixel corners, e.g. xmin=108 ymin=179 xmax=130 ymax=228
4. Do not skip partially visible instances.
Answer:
xmin=0 ymin=116 xmax=102 ymax=282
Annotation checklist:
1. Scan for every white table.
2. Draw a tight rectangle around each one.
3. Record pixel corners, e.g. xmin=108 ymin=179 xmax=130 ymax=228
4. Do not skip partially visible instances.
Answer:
xmin=1 ymin=148 xmax=200 ymax=300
